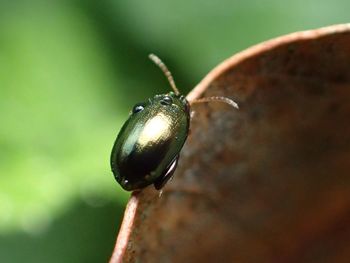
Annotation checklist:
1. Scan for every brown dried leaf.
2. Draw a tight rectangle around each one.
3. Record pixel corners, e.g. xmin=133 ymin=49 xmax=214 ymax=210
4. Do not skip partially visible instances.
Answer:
xmin=111 ymin=24 xmax=350 ymax=263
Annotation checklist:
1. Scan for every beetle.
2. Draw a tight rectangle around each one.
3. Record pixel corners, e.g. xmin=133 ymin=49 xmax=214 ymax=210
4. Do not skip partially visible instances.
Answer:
xmin=110 ymin=54 xmax=238 ymax=191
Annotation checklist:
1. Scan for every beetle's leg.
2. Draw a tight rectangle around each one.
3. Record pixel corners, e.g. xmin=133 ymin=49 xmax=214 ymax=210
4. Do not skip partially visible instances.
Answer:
xmin=153 ymin=155 xmax=179 ymax=190
xmin=190 ymin=110 xmax=195 ymax=119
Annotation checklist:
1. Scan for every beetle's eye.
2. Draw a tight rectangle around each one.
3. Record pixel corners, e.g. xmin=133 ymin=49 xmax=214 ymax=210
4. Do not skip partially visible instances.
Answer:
xmin=132 ymin=104 xmax=145 ymax=114
xmin=160 ymin=96 xmax=173 ymax=106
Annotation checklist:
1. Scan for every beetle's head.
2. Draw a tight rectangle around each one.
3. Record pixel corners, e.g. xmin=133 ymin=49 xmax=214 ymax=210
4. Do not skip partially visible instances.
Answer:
xmin=148 ymin=91 xmax=189 ymax=113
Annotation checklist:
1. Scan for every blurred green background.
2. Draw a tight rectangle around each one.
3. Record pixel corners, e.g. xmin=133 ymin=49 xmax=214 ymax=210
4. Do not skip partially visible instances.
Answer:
xmin=0 ymin=0 xmax=348 ymax=262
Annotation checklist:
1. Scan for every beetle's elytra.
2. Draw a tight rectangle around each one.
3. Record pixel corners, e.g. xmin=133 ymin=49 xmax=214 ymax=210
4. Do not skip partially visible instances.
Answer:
xmin=110 ymin=54 xmax=238 ymax=191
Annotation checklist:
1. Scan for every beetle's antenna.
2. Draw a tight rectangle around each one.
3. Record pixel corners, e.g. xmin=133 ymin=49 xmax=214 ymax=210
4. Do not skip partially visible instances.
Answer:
xmin=191 ymin=96 xmax=239 ymax=109
xmin=149 ymin=54 xmax=180 ymax=95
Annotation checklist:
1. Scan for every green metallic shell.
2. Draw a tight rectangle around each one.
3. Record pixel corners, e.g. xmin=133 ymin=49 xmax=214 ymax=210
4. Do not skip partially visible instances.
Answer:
xmin=110 ymin=92 xmax=190 ymax=191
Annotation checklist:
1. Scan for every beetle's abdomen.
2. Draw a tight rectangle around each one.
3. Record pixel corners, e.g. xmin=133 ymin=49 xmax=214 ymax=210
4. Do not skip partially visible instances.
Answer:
xmin=119 ymin=113 xmax=173 ymax=175
xmin=111 ymin=105 xmax=189 ymax=190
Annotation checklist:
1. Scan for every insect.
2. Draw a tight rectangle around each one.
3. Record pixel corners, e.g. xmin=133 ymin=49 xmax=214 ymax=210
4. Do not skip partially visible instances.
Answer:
xmin=110 ymin=54 xmax=238 ymax=191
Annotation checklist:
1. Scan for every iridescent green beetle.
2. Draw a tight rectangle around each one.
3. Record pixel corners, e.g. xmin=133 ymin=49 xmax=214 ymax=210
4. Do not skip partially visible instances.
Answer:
xmin=110 ymin=54 xmax=238 ymax=191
